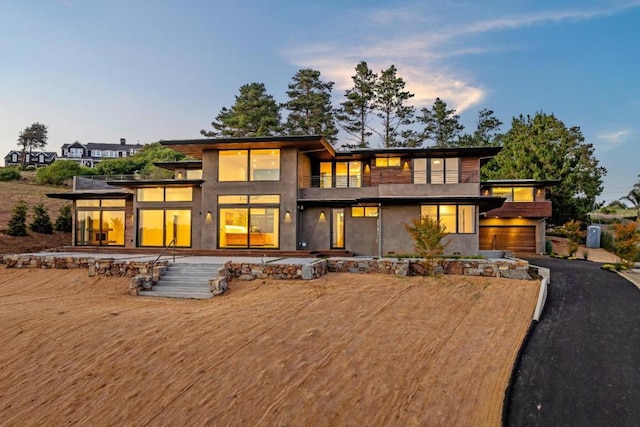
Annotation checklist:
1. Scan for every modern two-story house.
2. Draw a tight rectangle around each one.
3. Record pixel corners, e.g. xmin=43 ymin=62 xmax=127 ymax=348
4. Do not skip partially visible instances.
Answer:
xmin=48 ymin=135 xmax=553 ymax=256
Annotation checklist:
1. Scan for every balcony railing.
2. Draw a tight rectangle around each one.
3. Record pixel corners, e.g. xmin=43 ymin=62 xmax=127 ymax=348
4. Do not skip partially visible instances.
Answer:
xmin=300 ymin=170 xmax=478 ymax=188
xmin=74 ymin=174 xmax=150 ymax=190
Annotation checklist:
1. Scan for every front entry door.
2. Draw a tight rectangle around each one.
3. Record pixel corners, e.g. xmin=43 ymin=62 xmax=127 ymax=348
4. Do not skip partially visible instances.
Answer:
xmin=331 ymin=208 xmax=345 ymax=249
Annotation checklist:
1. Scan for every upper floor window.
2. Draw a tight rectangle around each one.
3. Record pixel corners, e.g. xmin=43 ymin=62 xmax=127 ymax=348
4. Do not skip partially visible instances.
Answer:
xmin=413 ymin=158 xmax=459 ymax=184
xmin=137 ymin=187 xmax=193 ymax=202
xmin=39 ymin=154 xmax=44 ymax=163
xmin=69 ymin=148 xmax=83 ymax=158
xmin=491 ymin=187 xmax=534 ymax=202
xmin=375 ymin=157 xmax=401 ymax=167
xmin=219 ymin=149 xmax=280 ymax=182
xmin=185 ymin=169 xmax=203 ymax=179
xmin=11 ymin=153 xmax=17 ymax=162
xmin=320 ymin=161 xmax=361 ymax=188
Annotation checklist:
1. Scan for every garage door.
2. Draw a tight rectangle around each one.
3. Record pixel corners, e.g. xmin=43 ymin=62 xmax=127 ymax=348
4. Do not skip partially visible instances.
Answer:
xmin=479 ymin=226 xmax=536 ymax=253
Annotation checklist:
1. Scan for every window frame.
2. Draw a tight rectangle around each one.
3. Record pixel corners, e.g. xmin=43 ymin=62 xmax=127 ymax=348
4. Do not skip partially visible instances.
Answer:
xmin=218 ymin=149 xmax=281 ymax=182
xmin=420 ymin=204 xmax=476 ymax=234
xmin=217 ymin=194 xmax=281 ymax=249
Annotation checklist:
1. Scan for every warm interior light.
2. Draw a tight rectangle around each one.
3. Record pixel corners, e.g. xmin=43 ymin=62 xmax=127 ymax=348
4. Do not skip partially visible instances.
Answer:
xmin=284 ymin=211 xmax=292 ymax=224
xmin=433 ymin=160 xmax=441 ymax=164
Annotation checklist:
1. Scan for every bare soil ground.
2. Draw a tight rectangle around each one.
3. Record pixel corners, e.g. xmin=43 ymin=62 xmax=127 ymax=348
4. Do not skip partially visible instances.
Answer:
xmin=0 ymin=268 xmax=539 ymax=426
xmin=549 ymin=236 xmax=618 ymax=263
xmin=0 ymin=180 xmax=72 ymax=254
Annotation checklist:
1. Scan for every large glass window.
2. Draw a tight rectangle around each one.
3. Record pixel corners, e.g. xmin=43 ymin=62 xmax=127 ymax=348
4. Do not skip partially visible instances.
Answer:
xmin=75 ymin=199 xmax=126 ymax=246
xmin=351 ymin=206 xmax=379 ymax=218
xmin=218 ymin=195 xmax=280 ymax=248
xmin=138 ymin=209 xmax=191 ymax=247
xmin=420 ymin=205 xmax=475 ymax=234
xmin=491 ymin=187 xmax=533 ymax=202
xmin=415 ymin=158 xmax=459 ymax=184
xmin=375 ymin=158 xmax=401 ymax=167
xmin=319 ymin=161 xmax=361 ymax=188
xmin=219 ymin=149 xmax=280 ymax=182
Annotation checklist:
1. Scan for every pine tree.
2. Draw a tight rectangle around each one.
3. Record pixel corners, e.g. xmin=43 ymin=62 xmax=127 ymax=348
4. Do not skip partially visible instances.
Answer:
xmin=372 ymin=65 xmax=416 ymax=147
xmin=30 ymin=203 xmax=53 ymax=234
xmin=54 ymin=204 xmax=73 ymax=232
xmin=458 ymin=108 xmax=503 ymax=147
xmin=283 ymin=69 xmax=338 ymax=144
xmin=7 ymin=200 xmax=28 ymax=237
xmin=17 ymin=122 xmax=48 ymax=169
xmin=336 ymin=61 xmax=377 ymax=148
xmin=201 ymin=83 xmax=281 ymax=137
xmin=417 ymin=98 xmax=464 ymax=147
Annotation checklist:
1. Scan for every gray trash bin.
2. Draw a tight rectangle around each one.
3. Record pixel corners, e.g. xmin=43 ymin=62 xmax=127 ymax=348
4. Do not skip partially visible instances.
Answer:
xmin=586 ymin=225 xmax=601 ymax=248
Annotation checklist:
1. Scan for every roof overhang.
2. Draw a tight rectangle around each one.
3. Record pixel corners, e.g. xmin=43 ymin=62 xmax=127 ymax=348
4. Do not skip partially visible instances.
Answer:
xmin=336 ymin=146 xmax=502 ymax=160
xmin=160 ymin=135 xmax=335 ymax=160
xmin=47 ymin=191 xmax=132 ymax=201
xmin=299 ymin=196 xmax=505 ymax=212
xmin=153 ymin=160 xmax=203 ymax=170
xmin=105 ymin=179 xmax=205 ymax=188
xmin=481 ymin=179 xmax=560 ymax=187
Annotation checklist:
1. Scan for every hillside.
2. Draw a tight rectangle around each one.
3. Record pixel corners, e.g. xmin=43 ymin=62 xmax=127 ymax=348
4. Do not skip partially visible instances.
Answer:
xmin=0 ymin=179 xmax=71 ymax=254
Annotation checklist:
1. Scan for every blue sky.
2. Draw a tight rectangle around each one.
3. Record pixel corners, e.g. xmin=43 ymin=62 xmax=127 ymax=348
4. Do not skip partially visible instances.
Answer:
xmin=1 ymin=0 xmax=638 ymax=203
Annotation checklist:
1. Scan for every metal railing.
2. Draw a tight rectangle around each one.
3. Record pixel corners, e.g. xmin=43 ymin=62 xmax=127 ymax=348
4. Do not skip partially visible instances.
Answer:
xmin=151 ymin=238 xmax=177 ymax=276
xmin=300 ymin=170 xmax=478 ymax=188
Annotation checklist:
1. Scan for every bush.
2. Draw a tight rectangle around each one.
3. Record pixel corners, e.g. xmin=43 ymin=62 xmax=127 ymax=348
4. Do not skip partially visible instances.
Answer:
xmin=30 ymin=203 xmax=53 ymax=234
xmin=404 ymin=215 xmax=449 ymax=275
xmin=54 ymin=204 xmax=73 ymax=232
xmin=0 ymin=166 xmax=21 ymax=181
xmin=7 ymin=200 xmax=28 ymax=236
xmin=36 ymin=160 xmax=95 ymax=186
xmin=601 ymin=230 xmax=615 ymax=252
xmin=563 ymin=219 xmax=585 ymax=257
xmin=545 ymin=240 xmax=553 ymax=255
xmin=612 ymin=222 xmax=640 ymax=266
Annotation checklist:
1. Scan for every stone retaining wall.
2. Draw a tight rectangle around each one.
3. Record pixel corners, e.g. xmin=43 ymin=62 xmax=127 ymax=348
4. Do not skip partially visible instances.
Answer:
xmin=328 ymin=257 xmax=532 ymax=279
xmin=226 ymin=259 xmax=327 ymax=281
xmin=1 ymin=254 xmax=168 ymax=278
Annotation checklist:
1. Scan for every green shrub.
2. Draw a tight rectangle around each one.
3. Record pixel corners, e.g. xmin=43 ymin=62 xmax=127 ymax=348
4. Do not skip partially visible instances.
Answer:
xmin=7 ymin=200 xmax=28 ymax=236
xmin=545 ymin=240 xmax=553 ymax=254
xmin=54 ymin=204 xmax=73 ymax=232
xmin=601 ymin=230 xmax=615 ymax=252
xmin=36 ymin=160 xmax=95 ymax=186
xmin=612 ymin=222 xmax=640 ymax=267
xmin=30 ymin=203 xmax=53 ymax=234
xmin=404 ymin=215 xmax=449 ymax=275
xmin=0 ymin=166 xmax=21 ymax=181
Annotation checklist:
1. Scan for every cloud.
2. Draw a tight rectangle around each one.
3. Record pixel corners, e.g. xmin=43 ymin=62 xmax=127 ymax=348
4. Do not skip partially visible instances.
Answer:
xmin=596 ymin=129 xmax=632 ymax=151
xmin=283 ymin=1 xmax=640 ymax=114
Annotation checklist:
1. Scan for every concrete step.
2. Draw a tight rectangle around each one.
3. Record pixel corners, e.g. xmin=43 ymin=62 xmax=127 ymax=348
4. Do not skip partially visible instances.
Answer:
xmin=159 ymin=275 xmax=211 ymax=282
xmin=139 ymin=290 xmax=212 ymax=299
xmin=152 ymin=284 xmax=210 ymax=293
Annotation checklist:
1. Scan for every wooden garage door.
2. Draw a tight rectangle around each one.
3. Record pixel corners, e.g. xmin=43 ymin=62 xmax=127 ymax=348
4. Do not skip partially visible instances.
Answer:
xmin=479 ymin=226 xmax=536 ymax=253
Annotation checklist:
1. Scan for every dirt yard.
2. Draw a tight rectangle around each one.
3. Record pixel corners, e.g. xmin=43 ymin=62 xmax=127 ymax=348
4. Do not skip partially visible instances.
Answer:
xmin=0 ymin=268 xmax=539 ymax=426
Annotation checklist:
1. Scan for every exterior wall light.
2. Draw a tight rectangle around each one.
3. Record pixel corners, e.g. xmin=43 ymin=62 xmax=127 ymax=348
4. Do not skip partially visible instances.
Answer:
xmin=319 ymin=211 xmax=327 ymax=224
xmin=284 ymin=210 xmax=292 ymax=224
xmin=205 ymin=211 xmax=212 ymax=223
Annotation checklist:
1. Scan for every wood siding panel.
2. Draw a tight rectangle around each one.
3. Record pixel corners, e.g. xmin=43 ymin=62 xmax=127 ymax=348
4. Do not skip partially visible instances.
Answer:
xmin=369 ymin=165 xmax=412 ymax=186
xmin=460 ymin=158 xmax=479 ymax=183
xmin=484 ymin=201 xmax=552 ymax=218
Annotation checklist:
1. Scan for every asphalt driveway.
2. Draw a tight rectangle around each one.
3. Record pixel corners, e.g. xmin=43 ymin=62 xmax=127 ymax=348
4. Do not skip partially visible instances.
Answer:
xmin=505 ymin=257 xmax=640 ymax=426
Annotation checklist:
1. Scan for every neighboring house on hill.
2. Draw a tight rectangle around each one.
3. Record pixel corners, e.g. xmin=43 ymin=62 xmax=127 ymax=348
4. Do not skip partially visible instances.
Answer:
xmin=4 ymin=150 xmax=57 ymax=168
xmin=59 ymin=138 xmax=144 ymax=167
xmin=47 ymin=135 xmax=554 ymax=256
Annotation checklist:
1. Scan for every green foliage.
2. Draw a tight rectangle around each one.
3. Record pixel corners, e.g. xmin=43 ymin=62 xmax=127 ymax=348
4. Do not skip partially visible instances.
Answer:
xmin=0 ymin=166 xmax=21 ymax=181
xmin=457 ymin=108 xmax=503 ymax=147
xmin=30 ymin=203 xmax=53 ymax=234
xmin=54 ymin=204 xmax=73 ymax=232
xmin=563 ymin=219 xmax=585 ymax=257
xmin=7 ymin=200 xmax=28 ymax=237
xmin=483 ymin=112 xmax=606 ymax=224
xmin=283 ymin=68 xmax=339 ymax=145
xmin=418 ymin=98 xmax=464 ymax=147
xmin=95 ymin=142 xmax=185 ymax=178
xmin=545 ymin=240 xmax=553 ymax=255
xmin=601 ymin=263 xmax=628 ymax=272
xmin=612 ymin=221 xmax=640 ymax=266
xmin=601 ymin=230 xmax=615 ymax=252
xmin=17 ymin=122 xmax=48 ymax=169
xmin=619 ymin=176 xmax=640 ymax=220
xmin=336 ymin=61 xmax=377 ymax=148
xmin=403 ymin=215 xmax=449 ymax=275
xmin=201 ymin=82 xmax=281 ymax=137
xmin=373 ymin=65 xmax=416 ymax=147
xmin=582 ymin=249 xmax=589 ymax=260
xmin=36 ymin=160 xmax=95 ymax=185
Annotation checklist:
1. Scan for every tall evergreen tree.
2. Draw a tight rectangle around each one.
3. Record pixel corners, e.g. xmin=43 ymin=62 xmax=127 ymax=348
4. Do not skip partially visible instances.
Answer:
xmin=458 ymin=108 xmax=503 ymax=147
xmin=417 ymin=98 xmax=464 ymax=147
xmin=483 ymin=112 xmax=606 ymax=224
xmin=372 ymin=65 xmax=416 ymax=147
xmin=201 ymin=83 xmax=281 ymax=138
xmin=335 ymin=61 xmax=377 ymax=148
xmin=7 ymin=200 xmax=28 ymax=237
xmin=17 ymin=122 xmax=48 ymax=169
xmin=283 ymin=69 xmax=338 ymax=144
